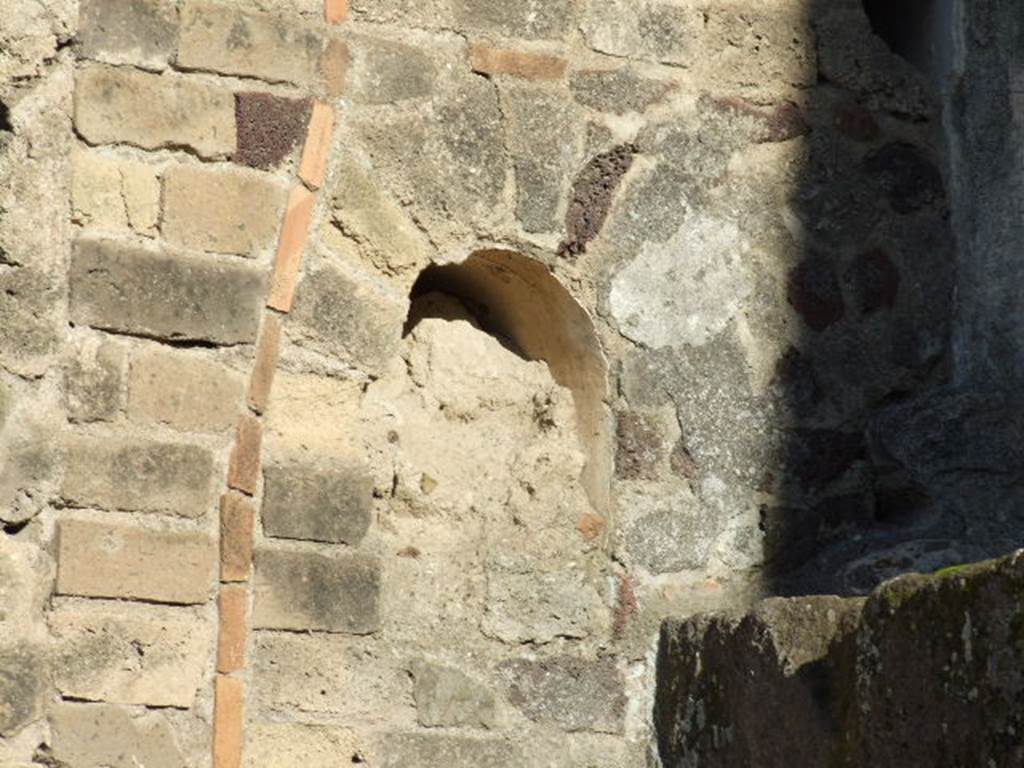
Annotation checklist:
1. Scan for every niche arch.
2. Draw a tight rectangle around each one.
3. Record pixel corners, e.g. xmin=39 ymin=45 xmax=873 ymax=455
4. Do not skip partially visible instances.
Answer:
xmin=405 ymin=249 xmax=613 ymax=516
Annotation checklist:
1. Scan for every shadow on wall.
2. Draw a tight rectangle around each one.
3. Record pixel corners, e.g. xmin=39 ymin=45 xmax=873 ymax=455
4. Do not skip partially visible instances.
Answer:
xmin=758 ymin=0 xmax=1006 ymax=597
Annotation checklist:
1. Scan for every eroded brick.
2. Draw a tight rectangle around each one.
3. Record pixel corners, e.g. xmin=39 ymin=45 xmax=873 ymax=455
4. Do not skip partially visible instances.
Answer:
xmin=247 ymin=313 xmax=282 ymax=414
xmin=213 ymin=675 xmax=244 ymax=768
xmin=298 ymin=101 xmax=334 ymax=189
xmin=70 ymin=237 xmax=265 ymax=345
xmin=61 ymin=435 xmax=214 ymax=516
xmin=74 ymin=64 xmax=235 ymax=159
xmin=162 ymin=164 xmax=287 ymax=256
xmin=56 ymin=518 xmax=216 ymax=604
xmin=217 ymin=585 xmax=248 ymax=674
xmin=220 ymin=492 xmax=256 ymax=582
xmin=261 ymin=460 xmax=372 ymax=545
xmin=468 ymin=44 xmax=567 ymax=80
xmin=128 ymin=348 xmax=245 ymax=432
xmin=227 ymin=415 xmax=263 ymax=495
xmin=266 ymin=186 xmax=315 ymax=312
xmin=253 ymin=548 xmax=380 ymax=633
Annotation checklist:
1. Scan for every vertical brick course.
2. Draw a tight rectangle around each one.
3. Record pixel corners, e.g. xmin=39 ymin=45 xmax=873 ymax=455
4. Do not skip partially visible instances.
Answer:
xmin=247 ymin=313 xmax=282 ymax=415
xmin=266 ymin=187 xmax=316 ymax=313
xmin=325 ymin=0 xmax=348 ymax=24
xmin=217 ymin=585 xmax=248 ymax=674
xmin=298 ymin=102 xmax=335 ymax=190
xmin=220 ymin=493 xmax=255 ymax=583
xmin=227 ymin=415 xmax=263 ymax=495
xmin=213 ymin=675 xmax=244 ymax=768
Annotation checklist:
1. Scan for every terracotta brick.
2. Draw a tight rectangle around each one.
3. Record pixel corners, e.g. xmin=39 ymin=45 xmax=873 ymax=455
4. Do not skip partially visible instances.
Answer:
xmin=298 ymin=102 xmax=335 ymax=191
xmin=468 ymin=44 xmax=568 ymax=80
xmin=266 ymin=187 xmax=315 ymax=313
xmin=217 ymin=585 xmax=248 ymax=674
xmin=213 ymin=675 xmax=243 ymax=768
xmin=227 ymin=415 xmax=263 ymax=495
xmin=325 ymin=0 xmax=347 ymax=24
xmin=322 ymin=38 xmax=349 ymax=98
xmin=247 ymin=313 xmax=282 ymax=415
xmin=220 ymin=493 xmax=255 ymax=583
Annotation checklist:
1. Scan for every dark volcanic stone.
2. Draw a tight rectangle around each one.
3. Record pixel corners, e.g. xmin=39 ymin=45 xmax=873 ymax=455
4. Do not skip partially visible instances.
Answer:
xmin=234 ymin=92 xmax=312 ymax=169
xmin=559 ymin=144 xmax=637 ymax=258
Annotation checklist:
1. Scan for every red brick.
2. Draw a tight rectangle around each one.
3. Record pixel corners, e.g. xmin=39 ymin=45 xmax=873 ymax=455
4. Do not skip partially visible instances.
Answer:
xmin=468 ymin=44 xmax=567 ymax=80
xmin=213 ymin=675 xmax=243 ymax=768
xmin=325 ymin=0 xmax=347 ymax=23
xmin=266 ymin=186 xmax=315 ymax=313
xmin=247 ymin=313 xmax=282 ymax=415
xmin=220 ymin=492 xmax=255 ymax=582
xmin=322 ymin=38 xmax=349 ymax=98
xmin=217 ymin=585 xmax=248 ymax=674
xmin=298 ymin=101 xmax=335 ymax=191
xmin=227 ymin=415 xmax=263 ymax=495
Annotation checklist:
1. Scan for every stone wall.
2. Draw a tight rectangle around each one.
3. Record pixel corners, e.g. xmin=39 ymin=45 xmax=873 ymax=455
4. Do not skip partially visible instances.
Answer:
xmin=0 ymin=0 xmax=1006 ymax=765
xmin=654 ymin=549 xmax=1024 ymax=767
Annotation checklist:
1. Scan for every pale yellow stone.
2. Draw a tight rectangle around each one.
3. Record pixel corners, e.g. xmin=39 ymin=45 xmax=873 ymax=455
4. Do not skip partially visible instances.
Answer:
xmin=72 ymin=149 xmax=125 ymax=229
xmin=120 ymin=161 xmax=161 ymax=235
xmin=245 ymin=723 xmax=359 ymax=767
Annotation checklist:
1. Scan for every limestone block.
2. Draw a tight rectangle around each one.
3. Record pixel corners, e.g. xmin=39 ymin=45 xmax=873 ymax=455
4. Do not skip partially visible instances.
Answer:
xmin=373 ymin=733 xmax=524 ymax=768
xmin=72 ymin=149 xmax=161 ymax=235
xmin=56 ymin=518 xmax=216 ymax=604
xmin=482 ymin=559 xmax=606 ymax=644
xmin=128 ymin=348 xmax=244 ymax=433
xmin=617 ymin=484 xmax=718 ymax=574
xmin=251 ymin=633 xmax=413 ymax=723
xmin=411 ymin=660 xmax=495 ymax=729
xmin=582 ymin=0 xmax=700 ymax=65
xmin=499 ymin=656 xmax=625 ymax=734
xmin=70 ymin=236 xmax=265 ymax=345
xmin=64 ymin=336 xmax=126 ymax=423
xmin=50 ymin=601 xmax=212 ymax=708
xmin=61 ymin=435 xmax=214 ymax=516
xmin=77 ymin=0 xmax=179 ymax=69
xmin=178 ymin=2 xmax=328 ymax=87
xmin=346 ymin=35 xmax=436 ymax=104
xmin=74 ymin=64 xmax=236 ymax=159
xmin=288 ymin=262 xmax=407 ymax=376
xmin=261 ymin=460 xmax=372 ymax=545
xmin=49 ymin=703 xmax=185 ymax=768
xmin=0 ymin=268 xmax=61 ymax=377
xmin=252 ymin=548 xmax=380 ymax=633
xmin=0 ymin=644 xmax=47 ymax=737
xmin=569 ymin=68 xmax=675 ymax=115
xmin=162 ymin=164 xmax=286 ymax=256
xmin=451 ymin=0 xmax=575 ymax=39
xmin=245 ymin=723 xmax=359 ymax=768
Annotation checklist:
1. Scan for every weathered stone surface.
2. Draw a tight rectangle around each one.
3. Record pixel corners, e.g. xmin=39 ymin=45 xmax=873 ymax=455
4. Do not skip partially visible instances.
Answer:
xmin=615 ymin=410 xmax=668 ymax=481
xmin=234 ymin=91 xmax=311 ymax=170
xmin=77 ymin=0 xmax=179 ymax=69
xmin=70 ymin=237 xmax=265 ymax=345
xmin=0 ymin=643 xmax=47 ymax=737
xmin=64 ymin=337 xmax=125 ymax=422
xmin=262 ymin=460 xmax=373 ymax=545
xmin=71 ymin=149 xmax=160 ymax=234
xmin=251 ymin=633 xmax=413 ymax=722
xmin=349 ymin=72 xmax=506 ymax=241
xmin=617 ymin=485 xmax=717 ymax=574
xmin=570 ymin=68 xmax=675 ymax=115
xmin=61 ymin=435 xmax=214 ymax=516
xmin=500 ymin=81 xmax=579 ymax=233
xmin=411 ymin=660 xmax=495 ymax=729
xmin=451 ymin=0 xmax=574 ymax=39
xmin=468 ymin=45 xmax=567 ymax=80
xmin=560 ymin=143 xmax=637 ymax=257
xmin=0 ymin=268 xmax=61 ymax=377
xmin=49 ymin=702 xmax=185 ymax=768
xmin=582 ymin=0 xmax=699 ymax=64
xmin=610 ymin=213 xmax=753 ymax=348
xmin=328 ymin=155 xmax=432 ymax=278
xmin=50 ymin=601 xmax=211 ymax=707
xmin=56 ymin=518 xmax=216 ymax=604
xmin=162 ymin=164 xmax=286 ymax=256
xmin=128 ymin=348 xmax=244 ymax=432
xmin=347 ymin=35 xmax=436 ymax=104
xmin=655 ymin=552 xmax=1024 ymax=767
xmin=245 ymin=723 xmax=359 ymax=767
xmin=500 ymin=656 xmax=625 ymax=734
xmin=482 ymin=560 xmax=605 ymax=644
xmin=74 ymin=64 xmax=236 ymax=158
xmin=374 ymin=733 xmax=524 ymax=768
xmin=253 ymin=548 xmax=380 ymax=633
xmin=0 ymin=396 xmax=57 ymax=525
xmin=178 ymin=2 xmax=327 ymax=86
xmin=289 ymin=262 xmax=406 ymax=376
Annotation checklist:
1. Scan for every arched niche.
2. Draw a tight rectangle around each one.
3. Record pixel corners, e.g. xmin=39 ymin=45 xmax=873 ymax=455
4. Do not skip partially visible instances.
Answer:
xmin=405 ymin=249 xmax=612 ymax=516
